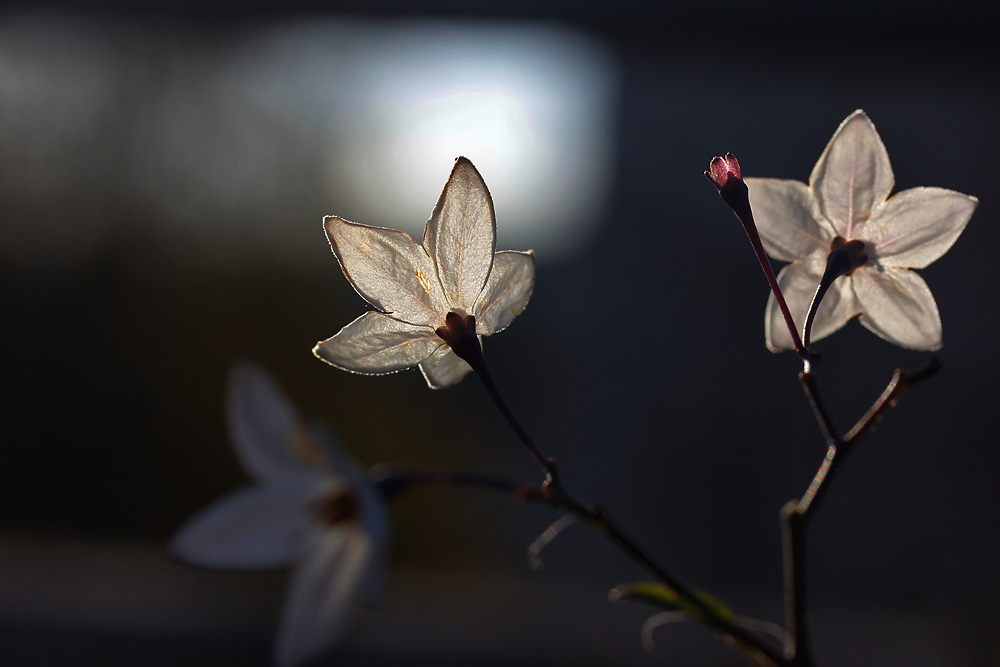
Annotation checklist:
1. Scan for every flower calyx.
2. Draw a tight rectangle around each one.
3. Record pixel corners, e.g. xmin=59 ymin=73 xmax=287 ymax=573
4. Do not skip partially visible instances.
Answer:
xmin=435 ymin=311 xmax=482 ymax=367
xmin=826 ymin=237 xmax=868 ymax=279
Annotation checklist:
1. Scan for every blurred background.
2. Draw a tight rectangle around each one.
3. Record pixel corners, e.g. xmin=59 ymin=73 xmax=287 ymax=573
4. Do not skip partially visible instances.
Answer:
xmin=2 ymin=1 xmax=998 ymax=665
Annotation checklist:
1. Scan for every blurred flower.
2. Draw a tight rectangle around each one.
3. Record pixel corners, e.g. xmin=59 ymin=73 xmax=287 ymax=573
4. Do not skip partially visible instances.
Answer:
xmin=171 ymin=363 xmax=387 ymax=667
xmin=746 ymin=110 xmax=978 ymax=351
xmin=314 ymin=156 xmax=534 ymax=389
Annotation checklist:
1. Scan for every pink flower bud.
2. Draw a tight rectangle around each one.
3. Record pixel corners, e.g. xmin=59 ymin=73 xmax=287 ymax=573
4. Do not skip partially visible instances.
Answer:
xmin=706 ymin=153 xmax=742 ymax=192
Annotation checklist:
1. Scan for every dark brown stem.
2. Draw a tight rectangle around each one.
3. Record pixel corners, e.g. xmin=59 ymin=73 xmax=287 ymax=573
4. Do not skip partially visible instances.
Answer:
xmin=724 ymin=180 xmax=806 ymax=357
xmin=781 ymin=503 xmax=810 ymax=666
xmin=799 ymin=371 xmax=839 ymax=447
xmin=445 ymin=325 xmax=554 ymax=477
xmin=797 ymin=358 xmax=939 ymax=518
xmin=784 ymin=357 xmax=941 ymax=665
xmin=375 ymin=464 xmax=788 ymax=666
xmin=801 ymin=239 xmax=868 ymax=350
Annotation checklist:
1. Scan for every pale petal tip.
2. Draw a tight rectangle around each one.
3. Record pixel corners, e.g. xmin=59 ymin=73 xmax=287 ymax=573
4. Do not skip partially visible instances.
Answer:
xmin=322 ymin=215 xmax=346 ymax=231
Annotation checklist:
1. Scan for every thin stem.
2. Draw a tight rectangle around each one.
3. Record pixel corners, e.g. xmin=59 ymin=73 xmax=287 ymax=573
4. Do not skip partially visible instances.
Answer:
xmin=371 ymin=466 xmax=541 ymax=500
xmin=442 ymin=319 xmax=554 ymax=477
xmin=800 ymin=239 xmax=867 ymax=350
xmin=707 ymin=159 xmax=805 ymax=357
xmin=739 ymin=217 xmax=805 ymax=357
xmin=795 ymin=445 xmax=836 ymax=516
xmin=796 ymin=358 xmax=940 ymax=519
xmin=798 ymin=371 xmax=839 ymax=447
xmin=471 ymin=358 xmax=786 ymax=664
xmin=781 ymin=503 xmax=810 ymax=666
xmin=786 ymin=356 xmax=941 ymax=666
xmin=800 ymin=282 xmax=832 ymax=350
xmin=443 ymin=312 xmax=788 ymax=664
xmin=473 ymin=359 xmax=556 ymax=478
xmin=376 ymin=464 xmax=788 ymax=666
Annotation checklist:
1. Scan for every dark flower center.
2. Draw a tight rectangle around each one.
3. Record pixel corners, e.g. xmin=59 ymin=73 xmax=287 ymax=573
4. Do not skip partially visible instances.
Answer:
xmin=828 ymin=236 xmax=868 ymax=276
xmin=314 ymin=489 xmax=359 ymax=527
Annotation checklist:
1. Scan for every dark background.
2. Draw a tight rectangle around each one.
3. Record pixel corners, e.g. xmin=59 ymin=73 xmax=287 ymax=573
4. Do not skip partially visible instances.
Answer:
xmin=2 ymin=2 xmax=998 ymax=665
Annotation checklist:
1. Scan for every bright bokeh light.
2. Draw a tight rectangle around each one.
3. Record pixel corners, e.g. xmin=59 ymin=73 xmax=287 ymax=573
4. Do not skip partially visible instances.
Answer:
xmin=322 ymin=23 xmax=618 ymax=259
xmin=0 ymin=16 xmax=616 ymax=270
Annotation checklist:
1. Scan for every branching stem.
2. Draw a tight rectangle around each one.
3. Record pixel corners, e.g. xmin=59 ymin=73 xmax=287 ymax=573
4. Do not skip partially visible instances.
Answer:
xmin=781 ymin=357 xmax=941 ymax=664
xmin=451 ymin=342 xmax=788 ymax=666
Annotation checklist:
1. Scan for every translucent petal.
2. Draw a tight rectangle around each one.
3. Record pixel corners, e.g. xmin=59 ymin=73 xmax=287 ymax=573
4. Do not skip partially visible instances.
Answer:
xmin=418 ymin=343 xmax=473 ymax=389
xmin=809 ymin=110 xmax=894 ymax=239
xmin=324 ymin=216 xmax=447 ymax=326
xmin=227 ymin=363 xmax=320 ymax=482
xmin=308 ymin=422 xmax=390 ymax=555
xmin=422 ymin=157 xmax=496 ymax=310
xmin=313 ymin=312 xmax=441 ymax=375
xmin=744 ymin=178 xmax=831 ymax=261
xmin=169 ymin=482 xmax=331 ymax=570
xmin=765 ymin=254 xmax=859 ymax=352
xmin=862 ymin=187 xmax=978 ymax=269
xmin=473 ymin=250 xmax=535 ymax=335
xmin=275 ymin=526 xmax=374 ymax=667
xmin=854 ymin=267 xmax=942 ymax=350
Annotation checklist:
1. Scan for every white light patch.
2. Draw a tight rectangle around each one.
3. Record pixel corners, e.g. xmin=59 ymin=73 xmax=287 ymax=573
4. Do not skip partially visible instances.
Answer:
xmin=324 ymin=23 xmax=618 ymax=260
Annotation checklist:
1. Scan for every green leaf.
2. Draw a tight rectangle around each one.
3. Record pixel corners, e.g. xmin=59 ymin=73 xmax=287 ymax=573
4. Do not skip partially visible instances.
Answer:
xmin=608 ymin=582 xmax=735 ymax=632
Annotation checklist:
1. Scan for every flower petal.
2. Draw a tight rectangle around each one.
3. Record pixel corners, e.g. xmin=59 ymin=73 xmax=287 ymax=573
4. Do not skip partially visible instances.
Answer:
xmin=308 ymin=422 xmax=391 ymax=556
xmin=275 ymin=526 xmax=374 ymax=667
xmin=765 ymin=254 xmax=859 ymax=351
xmin=854 ymin=267 xmax=942 ymax=350
xmin=810 ymin=110 xmax=894 ymax=239
xmin=313 ymin=311 xmax=441 ymax=375
xmin=227 ymin=363 xmax=323 ymax=482
xmin=862 ymin=187 xmax=978 ymax=269
xmin=473 ymin=250 xmax=535 ymax=335
xmin=744 ymin=178 xmax=832 ymax=261
xmin=418 ymin=344 xmax=473 ymax=389
xmin=422 ymin=157 xmax=497 ymax=310
xmin=170 ymin=482 xmax=330 ymax=570
xmin=324 ymin=216 xmax=447 ymax=326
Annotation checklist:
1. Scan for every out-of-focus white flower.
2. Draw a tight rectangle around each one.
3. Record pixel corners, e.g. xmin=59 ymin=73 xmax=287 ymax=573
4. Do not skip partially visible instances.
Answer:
xmin=746 ymin=110 xmax=977 ymax=351
xmin=171 ymin=363 xmax=387 ymax=667
xmin=313 ymin=156 xmax=535 ymax=389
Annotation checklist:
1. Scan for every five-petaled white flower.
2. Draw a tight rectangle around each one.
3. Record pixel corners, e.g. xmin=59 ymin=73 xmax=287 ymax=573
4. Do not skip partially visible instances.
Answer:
xmin=746 ymin=110 xmax=977 ymax=351
xmin=313 ymin=157 xmax=535 ymax=389
xmin=171 ymin=363 xmax=388 ymax=667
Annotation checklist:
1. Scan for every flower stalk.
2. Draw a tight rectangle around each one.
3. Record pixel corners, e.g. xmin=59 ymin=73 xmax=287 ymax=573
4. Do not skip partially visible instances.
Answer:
xmin=801 ymin=238 xmax=867 ymax=348
xmin=706 ymin=154 xmax=807 ymax=359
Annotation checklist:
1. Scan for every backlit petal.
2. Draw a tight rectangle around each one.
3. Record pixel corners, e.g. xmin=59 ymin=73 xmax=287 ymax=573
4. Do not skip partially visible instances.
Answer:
xmin=313 ymin=311 xmax=440 ymax=375
xmin=765 ymin=254 xmax=859 ymax=351
xmin=854 ymin=267 xmax=942 ymax=350
xmin=324 ymin=216 xmax=447 ymax=326
xmin=422 ymin=157 xmax=496 ymax=310
xmin=862 ymin=187 xmax=978 ymax=269
xmin=228 ymin=363 xmax=323 ymax=482
xmin=745 ymin=178 xmax=832 ymax=261
xmin=418 ymin=343 xmax=473 ymax=389
xmin=170 ymin=482 xmax=331 ymax=570
xmin=308 ymin=422 xmax=390 ymax=556
xmin=474 ymin=250 xmax=535 ymax=335
xmin=276 ymin=526 xmax=373 ymax=667
xmin=809 ymin=110 xmax=894 ymax=239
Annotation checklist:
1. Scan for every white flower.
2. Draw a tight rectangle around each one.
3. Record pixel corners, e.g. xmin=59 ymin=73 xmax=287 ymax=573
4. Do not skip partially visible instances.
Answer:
xmin=746 ymin=110 xmax=977 ymax=351
xmin=313 ymin=157 xmax=535 ymax=389
xmin=171 ymin=363 xmax=388 ymax=667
